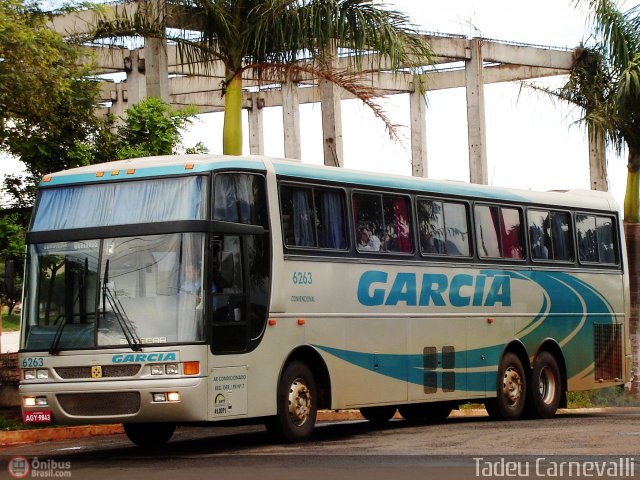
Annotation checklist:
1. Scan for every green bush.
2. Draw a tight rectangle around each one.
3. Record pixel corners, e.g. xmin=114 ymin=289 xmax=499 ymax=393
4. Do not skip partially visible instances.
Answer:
xmin=568 ymin=386 xmax=640 ymax=408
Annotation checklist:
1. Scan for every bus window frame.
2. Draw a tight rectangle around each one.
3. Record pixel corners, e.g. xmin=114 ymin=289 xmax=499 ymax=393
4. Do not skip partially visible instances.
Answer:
xmin=415 ymin=195 xmax=473 ymax=260
xmin=574 ymin=211 xmax=621 ymax=267
xmin=351 ymin=188 xmax=415 ymax=256
xmin=526 ymin=207 xmax=576 ymax=265
xmin=277 ymin=180 xmax=351 ymax=253
xmin=473 ymin=202 xmax=527 ymax=263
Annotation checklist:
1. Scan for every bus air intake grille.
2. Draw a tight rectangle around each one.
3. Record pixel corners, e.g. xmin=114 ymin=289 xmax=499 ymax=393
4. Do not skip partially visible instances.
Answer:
xmin=54 ymin=365 xmax=141 ymax=379
xmin=594 ymin=323 xmax=623 ymax=381
xmin=57 ymin=392 xmax=141 ymax=416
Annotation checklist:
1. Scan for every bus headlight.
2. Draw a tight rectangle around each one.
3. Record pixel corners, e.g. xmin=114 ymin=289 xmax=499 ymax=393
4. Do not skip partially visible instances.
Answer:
xmin=165 ymin=364 xmax=179 ymax=375
xmin=152 ymin=392 xmax=181 ymax=403
xmin=153 ymin=393 xmax=167 ymax=402
xmin=23 ymin=370 xmax=36 ymax=380
xmin=150 ymin=365 xmax=164 ymax=375
xmin=24 ymin=396 xmax=48 ymax=407
xmin=36 ymin=369 xmax=49 ymax=379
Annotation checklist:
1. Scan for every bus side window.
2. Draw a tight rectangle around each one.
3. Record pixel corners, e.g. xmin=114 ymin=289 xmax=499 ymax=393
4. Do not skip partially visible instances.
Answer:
xmin=576 ymin=214 xmax=599 ymax=263
xmin=578 ymin=214 xmax=617 ymax=264
xmin=353 ymin=193 xmax=384 ymax=252
xmin=353 ymin=192 xmax=412 ymax=253
xmin=475 ymin=205 xmax=501 ymax=257
xmin=281 ymin=185 xmax=316 ymax=247
xmin=475 ymin=205 xmax=523 ymax=259
xmin=443 ymin=202 xmax=470 ymax=256
xmin=418 ymin=199 xmax=470 ymax=257
xmin=596 ymin=217 xmax=616 ymax=263
xmin=280 ymin=184 xmax=348 ymax=250
xmin=315 ymin=189 xmax=347 ymax=249
xmin=551 ymin=212 xmax=574 ymax=261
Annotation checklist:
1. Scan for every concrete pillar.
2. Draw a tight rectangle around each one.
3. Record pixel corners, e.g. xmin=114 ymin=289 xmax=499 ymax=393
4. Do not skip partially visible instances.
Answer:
xmin=588 ymin=125 xmax=608 ymax=191
xmin=109 ymin=82 xmax=127 ymax=128
xmin=282 ymin=80 xmax=302 ymax=160
xmin=465 ymin=38 xmax=488 ymax=185
xmin=248 ymin=93 xmax=265 ymax=156
xmin=125 ymin=49 xmax=146 ymax=107
xmin=410 ymin=85 xmax=428 ymax=177
xmin=141 ymin=0 xmax=169 ymax=101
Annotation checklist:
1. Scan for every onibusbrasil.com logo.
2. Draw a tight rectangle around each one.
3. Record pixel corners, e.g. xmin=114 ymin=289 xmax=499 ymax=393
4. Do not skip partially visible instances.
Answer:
xmin=7 ymin=456 xmax=71 ymax=478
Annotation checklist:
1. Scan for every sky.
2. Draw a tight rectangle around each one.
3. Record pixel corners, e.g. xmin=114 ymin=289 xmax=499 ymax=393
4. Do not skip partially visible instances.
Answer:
xmin=2 ymin=0 xmax=639 ymax=213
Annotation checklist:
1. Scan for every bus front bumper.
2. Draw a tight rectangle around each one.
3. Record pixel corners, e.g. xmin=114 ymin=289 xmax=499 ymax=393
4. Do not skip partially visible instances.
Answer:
xmin=19 ymin=377 xmax=208 ymax=425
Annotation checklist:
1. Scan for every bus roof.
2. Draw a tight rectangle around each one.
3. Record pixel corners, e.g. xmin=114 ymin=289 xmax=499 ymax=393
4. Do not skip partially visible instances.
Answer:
xmin=40 ymin=154 xmax=618 ymax=213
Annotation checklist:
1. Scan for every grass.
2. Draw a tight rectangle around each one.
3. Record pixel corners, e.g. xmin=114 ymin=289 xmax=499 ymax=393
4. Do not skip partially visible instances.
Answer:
xmin=1 ymin=305 xmax=20 ymax=331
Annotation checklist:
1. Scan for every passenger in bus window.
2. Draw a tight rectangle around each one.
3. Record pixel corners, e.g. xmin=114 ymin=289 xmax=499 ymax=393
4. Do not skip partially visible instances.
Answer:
xmin=358 ymin=226 xmax=381 ymax=251
xmin=182 ymin=264 xmax=202 ymax=303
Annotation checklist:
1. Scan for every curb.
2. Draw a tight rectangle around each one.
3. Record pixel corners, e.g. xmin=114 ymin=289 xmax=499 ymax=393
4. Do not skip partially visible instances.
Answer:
xmin=0 ymin=408 xmax=611 ymax=447
xmin=1 ymin=425 xmax=124 ymax=447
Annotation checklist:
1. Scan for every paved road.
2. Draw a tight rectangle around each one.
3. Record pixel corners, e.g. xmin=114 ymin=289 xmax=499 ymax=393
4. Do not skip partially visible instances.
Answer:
xmin=2 ymin=408 xmax=640 ymax=479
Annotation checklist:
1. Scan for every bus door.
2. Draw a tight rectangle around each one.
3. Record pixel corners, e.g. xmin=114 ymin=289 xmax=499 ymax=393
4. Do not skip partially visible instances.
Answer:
xmin=209 ymin=235 xmax=249 ymax=353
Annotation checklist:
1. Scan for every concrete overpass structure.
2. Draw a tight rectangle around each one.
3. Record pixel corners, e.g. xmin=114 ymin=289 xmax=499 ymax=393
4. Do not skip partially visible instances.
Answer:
xmin=48 ymin=1 xmax=607 ymax=190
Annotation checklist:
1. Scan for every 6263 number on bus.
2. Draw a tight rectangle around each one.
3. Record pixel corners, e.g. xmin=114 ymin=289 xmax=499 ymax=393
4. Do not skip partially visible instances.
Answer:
xmin=292 ymin=272 xmax=313 ymax=285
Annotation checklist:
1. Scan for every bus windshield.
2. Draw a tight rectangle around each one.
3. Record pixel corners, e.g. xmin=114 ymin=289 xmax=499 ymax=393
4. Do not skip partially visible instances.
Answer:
xmin=23 ymin=233 xmax=205 ymax=351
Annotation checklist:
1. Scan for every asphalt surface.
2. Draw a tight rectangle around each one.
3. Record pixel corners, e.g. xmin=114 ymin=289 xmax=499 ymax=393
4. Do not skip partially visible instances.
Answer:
xmin=2 ymin=408 xmax=640 ymax=480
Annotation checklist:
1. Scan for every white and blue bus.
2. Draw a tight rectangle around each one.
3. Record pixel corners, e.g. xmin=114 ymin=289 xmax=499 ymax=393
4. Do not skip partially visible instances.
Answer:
xmin=19 ymin=154 xmax=631 ymax=446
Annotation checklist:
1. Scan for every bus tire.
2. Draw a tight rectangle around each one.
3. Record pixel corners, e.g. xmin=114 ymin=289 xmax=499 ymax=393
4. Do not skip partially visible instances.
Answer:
xmin=398 ymin=403 xmax=451 ymax=423
xmin=485 ymin=352 xmax=526 ymax=421
xmin=273 ymin=361 xmax=317 ymax=443
xmin=528 ymin=351 xmax=562 ymax=419
xmin=359 ymin=406 xmax=397 ymax=423
xmin=123 ymin=422 xmax=175 ymax=447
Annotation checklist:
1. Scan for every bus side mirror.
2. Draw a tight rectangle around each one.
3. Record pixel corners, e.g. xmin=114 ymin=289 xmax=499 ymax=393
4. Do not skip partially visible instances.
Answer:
xmin=216 ymin=251 xmax=235 ymax=289
xmin=4 ymin=259 xmax=16 ymax=297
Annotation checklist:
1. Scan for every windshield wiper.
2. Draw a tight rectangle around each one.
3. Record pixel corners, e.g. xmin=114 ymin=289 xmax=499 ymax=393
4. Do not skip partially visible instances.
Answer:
xmin=48 ymin=315 xmax=67 ymax=355
xmin=102 ymin=260 xmax=142 ymax=352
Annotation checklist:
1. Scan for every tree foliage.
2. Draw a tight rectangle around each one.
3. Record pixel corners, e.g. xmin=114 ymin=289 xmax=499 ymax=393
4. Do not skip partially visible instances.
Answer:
xmin=0 ymin=0 xmax=104 ymax=208
xmin=87 ymin=0 xmax=432 ymax=155
xmin=114 ymin=97 xmax=204 ymax=159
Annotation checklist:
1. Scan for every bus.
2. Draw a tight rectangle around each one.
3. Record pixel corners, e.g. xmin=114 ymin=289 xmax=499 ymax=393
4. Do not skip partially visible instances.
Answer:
xmin=18 ymin=154 xmax=631 ymax=446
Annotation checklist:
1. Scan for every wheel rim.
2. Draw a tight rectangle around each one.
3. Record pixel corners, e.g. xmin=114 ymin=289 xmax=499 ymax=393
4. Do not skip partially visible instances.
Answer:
xmin=538 ymin=365 xmax=557 ymax=405
xmin=288 ymin=377 xmax=312 ymax=426
xmin=502 ymin=366 xmax=523 ymax=406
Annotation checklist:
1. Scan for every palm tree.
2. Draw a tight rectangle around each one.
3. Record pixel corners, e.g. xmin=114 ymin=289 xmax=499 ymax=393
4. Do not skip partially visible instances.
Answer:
xmin=571 ymin=0 xmax=640 ymax=220
xmin=88 ymin=0 xmax=432 ymax=155
xmin=570 ymin=0 xmax=640 ymax=393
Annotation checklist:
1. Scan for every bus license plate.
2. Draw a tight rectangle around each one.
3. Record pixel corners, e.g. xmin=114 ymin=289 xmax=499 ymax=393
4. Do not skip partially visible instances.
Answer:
xmin=23 ymin=411 xmax=52 ymax=423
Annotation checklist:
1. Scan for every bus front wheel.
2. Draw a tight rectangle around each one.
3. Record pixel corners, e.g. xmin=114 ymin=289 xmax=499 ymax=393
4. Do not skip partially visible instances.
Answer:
xmin=485 ymin=352 xmax=526 ymax=421
xmin=123 ymin=422 xmax=176 ymax=447
xmin=272 ymin=361 xmax=318 ymax=443
xmin=527 ymin=351 xmax=562 ymax=419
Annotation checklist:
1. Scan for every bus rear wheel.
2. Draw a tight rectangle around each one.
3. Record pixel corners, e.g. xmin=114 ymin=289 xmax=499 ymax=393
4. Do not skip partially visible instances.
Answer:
xmin=123 ymin=422 xmax=176 ymax=447
xmin=271 ymin=361 xmax=318 ymax=443
xmin=398 ymin=403 xmax=452 ymax=423
xmin=485 ymin=352 xmax=526 ymax=421
xmin=527 ymin=351 xmax=562 ymax=419
xmin=359 ymin=406 xmax=397 ymax=423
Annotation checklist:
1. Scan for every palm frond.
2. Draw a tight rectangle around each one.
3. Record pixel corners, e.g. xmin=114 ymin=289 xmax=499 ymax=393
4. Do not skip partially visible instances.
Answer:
xmin=239 ymin=61 xmax=402 ymax=142
xmin=247 ymin=0 xmax=432 ymax=71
